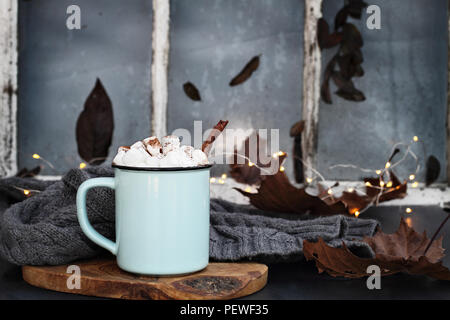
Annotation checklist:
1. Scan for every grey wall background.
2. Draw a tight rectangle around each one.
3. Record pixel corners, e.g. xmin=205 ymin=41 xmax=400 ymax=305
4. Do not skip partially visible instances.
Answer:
xmin=17 ymin=0 xmax=448 ymax=182
xmin=18 ymin=0 xmax=153 ymax=174
xmin=168 ymin=0 xmax=304 ymax=177
xmin=317 ymin=0 xmax=448 ymax=182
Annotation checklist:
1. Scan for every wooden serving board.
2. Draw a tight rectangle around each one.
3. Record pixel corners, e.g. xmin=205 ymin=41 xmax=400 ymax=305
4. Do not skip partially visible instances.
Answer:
xmin=22 ymin=259 xmax=268 ymax=300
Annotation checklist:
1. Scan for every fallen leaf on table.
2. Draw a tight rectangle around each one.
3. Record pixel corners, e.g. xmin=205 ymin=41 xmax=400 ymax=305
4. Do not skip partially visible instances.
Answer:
xmin=304 ymin=218 xmax=450 ymax=280
xmin=364 ymin=171 xmax=407 ymax=203
xmin=229 ymin=56 xmax=260 ymax=86
xmin=183 ymin=82 xmax=201 ymax=101
xmin=235 ymin=153 xmax=407 ymax=216
xmin=76 ymin=78 xmax=114 ymax=165
xmin=234 ymin=154 xmax=346 ymax=216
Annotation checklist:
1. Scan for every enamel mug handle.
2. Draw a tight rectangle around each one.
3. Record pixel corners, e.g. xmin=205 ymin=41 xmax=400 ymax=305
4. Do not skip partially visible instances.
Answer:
xmin=76 ymin=177 xmax=117 ymax=255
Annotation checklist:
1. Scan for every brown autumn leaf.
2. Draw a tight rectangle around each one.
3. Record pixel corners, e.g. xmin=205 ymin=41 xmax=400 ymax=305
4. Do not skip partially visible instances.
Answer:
xmin=201 ymin=120 xmax=229 ymax=155
xmin=229 ymin=56 xmax=260 ymax=86
xmin=76 ymin=78 xmax=114 ymax=165
xmin=304 ymin=218 xmax=450 ymax=280
xmin=235 ymin=158 xmax=407 ymax=216
xmin=290 ymin=120 xmax=305 ymax=183
xmin=426 ymin=155 xmax=440 ymax=186
xmin=317 ymin=18 xmax=342 ymax=49
xmin=234 ymin=155 xmax=347 ymax=216
xmin=229 ymin=133 xmax=278 ymax=185
xmin=15 ymin=166 xmax=42 ymax=178
xmin=183 ymin=82 xmax=201 ymax=101
xmin=364 ymin=170 xmax=407 ymax=202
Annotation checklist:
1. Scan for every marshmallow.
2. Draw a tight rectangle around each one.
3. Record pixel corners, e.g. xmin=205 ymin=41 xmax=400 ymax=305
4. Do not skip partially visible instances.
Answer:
xmin=192 ymin=149 xmax=209 ymax=165
xmin=130 ymin=141 xmax=144 ymax=149
xmin=143 ymin=136 xmax=162 ymax=157
xmin=145 ymin=155 xmax=160 ymax=167
xmin=113 ymin=136 xmax=209 ymax=168
xmin=180 ymin=145 xmax=194 ymax=158
xmin=160 ymin=150 xmax=181 ymax=167
xmin=112 ymin=149 xmax=126 ymax=166
xmin=122 ymin=147 xmax=150 ymax=167
xmin=161 ymin=135 xmax=181 ymax=155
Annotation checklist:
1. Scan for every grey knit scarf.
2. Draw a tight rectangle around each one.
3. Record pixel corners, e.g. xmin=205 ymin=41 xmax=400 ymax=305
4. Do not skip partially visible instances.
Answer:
xmin=0 ymin=166 xmax=379 ymax=265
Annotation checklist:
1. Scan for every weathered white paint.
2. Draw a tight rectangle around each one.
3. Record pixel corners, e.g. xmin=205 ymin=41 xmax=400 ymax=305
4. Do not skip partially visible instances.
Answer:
xmin=301 ymin=0 xmax=322 ymax=179
xmin=447 ymin=0 xmax=450 ymax=184
xmin=0 ymin=0 xmax=18 ymax=177
xmin=151 ymin=0 xmax=170 ymax=137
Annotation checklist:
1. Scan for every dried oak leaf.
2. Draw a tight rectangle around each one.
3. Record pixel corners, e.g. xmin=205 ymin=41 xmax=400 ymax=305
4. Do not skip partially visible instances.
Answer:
xmin=304 ymin=218 xmax=450 ymax=280
xmin=229 ymin=56 xmax=260 ymax=86
xmin=76 ymin=78 xmax=114 ymax=165
xmin=183 ymin=82 xmax=201 ymax=101
xmin=426 ymin=155 xmax=440 ymax=186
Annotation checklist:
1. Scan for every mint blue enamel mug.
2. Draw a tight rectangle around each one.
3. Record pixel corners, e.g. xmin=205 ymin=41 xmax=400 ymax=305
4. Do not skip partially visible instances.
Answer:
xmin=76 ymin=164 xmax=212 ymax=275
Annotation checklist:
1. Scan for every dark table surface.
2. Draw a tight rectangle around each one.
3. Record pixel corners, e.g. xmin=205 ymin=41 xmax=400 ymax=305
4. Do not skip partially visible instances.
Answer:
xmin=1 ymin=205 xmax=450 ymax=300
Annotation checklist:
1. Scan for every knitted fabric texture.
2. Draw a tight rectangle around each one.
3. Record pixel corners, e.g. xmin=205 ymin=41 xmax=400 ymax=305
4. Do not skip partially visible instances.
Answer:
xmin=0 ymin=166 xmax=379 ymax=265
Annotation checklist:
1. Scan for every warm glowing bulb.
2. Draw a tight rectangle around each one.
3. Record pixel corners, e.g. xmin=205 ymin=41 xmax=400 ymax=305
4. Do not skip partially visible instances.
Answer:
xmin=375 ymin=170 xmax=382 ymax=175
xmin=23 ymin=189 xmax=30 ymax=196
xmin=354 ymin=211 xmax=360 ymax=217
xmin=210 ymin=177 xmax=216 ymax=183
xmin=248 ymin=161 xmax=254 ymax=167
xmin=278 ymin=151 xmax=284 ymax=156
xmin=412 ymin=181 xmax=419 ymax=188
xmin=327 ymin=189 xmax=333 ymax=195
xmin=365 ymin=182 xmax=372 ymax=187
xmin=221 ymin=173 xmax=227 ymax=179
xmin=379 ymin=181 xmax=385 ymax=187
xmin=279 ymin=166 xmax=285 ymax=172
xmin=218 ymin=179 xmax=225 ymax=184
xmin=79 ymin=162 xmax=87 ymax=169
xmin=245 ymin=187 xmax=252 ymax=192
xmin=406 ymin=207 xmax=412 ymax=214
xmin=347 ymin=187 xmax=354 ymax=192
xmin=272 ymin=153 xmax=278 ymax=158
xmin=32 ymin=154 xmax=40 ymax=159
xmin=409 ymin=174 xmax=415 ymax=180
xmin=386 ymin=181 xmax=393 ymax=188
xmin=385 ymin=162 xmax=391 ymax=169
xmin=306 ymin=177 xmax=313 ymax=183
xmin=413 ymin=136 xmax=419 ymax=142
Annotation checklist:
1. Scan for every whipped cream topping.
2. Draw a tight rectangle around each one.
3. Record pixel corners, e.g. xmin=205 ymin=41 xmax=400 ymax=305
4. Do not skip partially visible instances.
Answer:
xmin=113 ymin=136 xmax=209 ymax=168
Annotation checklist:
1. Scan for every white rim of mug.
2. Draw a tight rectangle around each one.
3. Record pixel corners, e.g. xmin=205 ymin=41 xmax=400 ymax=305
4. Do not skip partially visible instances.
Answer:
xmin=111 ymin=163 xmax=213 ymax=171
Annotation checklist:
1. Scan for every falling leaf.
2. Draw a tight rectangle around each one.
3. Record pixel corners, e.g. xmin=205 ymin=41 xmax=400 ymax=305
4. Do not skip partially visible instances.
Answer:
xmin=229 ymin=56 xmax=260 ymax=86
xmin=183 ymin=82 xmax=201 ymax=101
xmin=426 ymin=155 xmax=440 ymax=186
xmin=304 ymin=218 xmax=450 ymax=280
xmin=76 ymin=78 xmax=114 ymax=165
